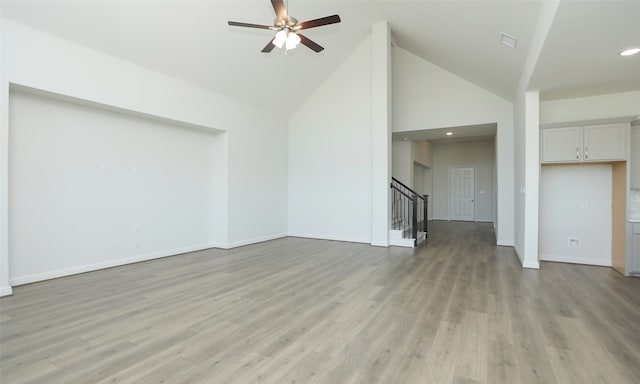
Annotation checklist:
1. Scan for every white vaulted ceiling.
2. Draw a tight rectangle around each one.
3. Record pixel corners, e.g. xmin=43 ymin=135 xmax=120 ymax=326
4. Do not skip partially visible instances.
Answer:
xmin=2 ymin=1 xmax=639 ymax=116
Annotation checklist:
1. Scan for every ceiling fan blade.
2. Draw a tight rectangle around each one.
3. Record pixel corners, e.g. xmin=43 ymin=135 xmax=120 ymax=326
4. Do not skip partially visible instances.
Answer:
xmin=297 ymin=15 xmax=341 ymax=30
xmin=261 ymin=38 xmax=276 ymax=53
xmin=271 ymin=0 xmax=287 ymax=21
xmin=228 ymin=21 xmax=273 ymax=30
xmin=298 ymin=34 xmax=324 ymax=53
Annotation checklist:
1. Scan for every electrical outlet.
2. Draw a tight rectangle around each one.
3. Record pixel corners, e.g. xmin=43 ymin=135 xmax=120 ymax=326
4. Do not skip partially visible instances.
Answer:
xmin=568 ymin=238 xmax=579 ymax=248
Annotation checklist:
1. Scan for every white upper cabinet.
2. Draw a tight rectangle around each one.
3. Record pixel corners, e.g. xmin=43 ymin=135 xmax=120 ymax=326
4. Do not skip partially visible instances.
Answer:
xmin=541 ymin=123 xmax=628 ymax=163
xmin=583 ymin=124 xmax=627 ymax=161
xmin=541 ymin=126 xmax=582 ymax=163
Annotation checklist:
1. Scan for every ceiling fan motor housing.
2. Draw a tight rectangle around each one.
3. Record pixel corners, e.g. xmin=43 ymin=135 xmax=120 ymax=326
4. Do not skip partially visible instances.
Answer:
xmin=275 ymin=16 xmax=298 ymax=28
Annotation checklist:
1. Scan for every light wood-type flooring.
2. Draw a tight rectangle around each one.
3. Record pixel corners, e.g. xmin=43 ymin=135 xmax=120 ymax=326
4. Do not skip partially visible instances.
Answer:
xmin=1 ymin=221 xmax=640 ymax=383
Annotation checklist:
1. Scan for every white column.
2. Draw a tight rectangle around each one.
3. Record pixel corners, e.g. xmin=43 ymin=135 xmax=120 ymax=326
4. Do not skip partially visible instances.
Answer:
xmin=523 ymin=90 xmax=541 ymax=268
xmin=371 ymin=21 xmax=392 ymax=247
xmin=0 ymin=23 xmax=13 ymax=295
xmin=514 ymin=0 xmax=558 ymax=268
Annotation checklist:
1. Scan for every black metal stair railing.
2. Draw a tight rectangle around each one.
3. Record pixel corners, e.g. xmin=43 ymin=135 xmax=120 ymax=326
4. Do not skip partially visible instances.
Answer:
xmin=390 ymin=177 xmax=428 ymax=245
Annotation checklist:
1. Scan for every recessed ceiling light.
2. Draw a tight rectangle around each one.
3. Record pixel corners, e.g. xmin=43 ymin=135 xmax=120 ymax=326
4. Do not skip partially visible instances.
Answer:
xmin=403 ymin=137 xmax=408 ymax=141
xmin=446 ymin=132 xmax=453 ymax=136
xmin=500 ymin=33 xmax=518 ymax=49
xmin=620 ymin=48 xmax=640 ymax=56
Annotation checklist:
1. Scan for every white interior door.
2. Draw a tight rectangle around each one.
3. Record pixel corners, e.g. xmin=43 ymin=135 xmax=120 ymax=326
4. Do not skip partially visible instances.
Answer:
xmin=450 ymin=167 xmax=475 ymax=221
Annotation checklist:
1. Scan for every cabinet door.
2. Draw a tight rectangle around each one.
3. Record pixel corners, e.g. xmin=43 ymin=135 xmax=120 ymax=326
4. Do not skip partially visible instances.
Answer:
xmin=583 ymin=123 xmax=626 ymax=161
xmin=631 ymin=127 xmax=640 ymax=188
xmin=541 ymin=126 xmax=582 ymax=163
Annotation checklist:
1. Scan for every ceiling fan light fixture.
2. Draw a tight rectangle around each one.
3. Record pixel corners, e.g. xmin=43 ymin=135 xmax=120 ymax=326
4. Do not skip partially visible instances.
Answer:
xmin=273 ymin=29 xmax=288 ymax=48
xmin=228 ymin=0 xmax=341 ymax=53
xmin=286 ymin=32 xmax=301 ymax=50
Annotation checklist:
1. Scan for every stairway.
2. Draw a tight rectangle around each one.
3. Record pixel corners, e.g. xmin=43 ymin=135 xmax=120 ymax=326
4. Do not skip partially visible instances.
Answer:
xmin=390 ymin=177 xmax=428 ymax=248
xmin=389 ymin=227 xmax=426 ymax=248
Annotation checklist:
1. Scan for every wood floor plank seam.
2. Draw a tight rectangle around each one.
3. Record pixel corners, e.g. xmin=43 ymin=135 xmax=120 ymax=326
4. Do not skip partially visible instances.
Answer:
xmin=1 ymin=222 xmax=639 ymax=383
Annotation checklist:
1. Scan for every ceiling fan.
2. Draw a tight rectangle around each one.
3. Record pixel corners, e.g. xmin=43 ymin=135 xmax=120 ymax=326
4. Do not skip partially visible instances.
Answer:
xmin=228 ymin=0 xmax=341 ymax=53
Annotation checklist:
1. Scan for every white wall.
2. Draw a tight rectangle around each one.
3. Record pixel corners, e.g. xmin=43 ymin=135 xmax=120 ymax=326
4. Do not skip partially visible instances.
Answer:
xmin=540 ymin=91 xmax=640 ymax=123
xmin=413 ymin=163 xmax=426 ymax=195
xmin=392 ymin=47 xmax=514 ymax=244
xmin=540 ymin=164 xmax=612 ymax=266
xmin=413 ymin=140 xmax=433 ymax=168
xmin=431 ymin=140 xmax=495 ymax=222
xmin=288 ymin=37 xmax=373 ymax=243
xmin=226 ymin=119 xmax=288 ymax=247
xmin=392 ymin=141 xmax=412 ymax=186
xmin=391 ymin=139 xmax=432 ymax=190
xmin=393 ymin=47 xmax=511 ymax=131
xmin=1 ymin=20 xmax=288 ymax=293
xmin=9 ymin=90 xmax=226 ymax=284
xmin=424 ymin=167 xmax=434 ymax=220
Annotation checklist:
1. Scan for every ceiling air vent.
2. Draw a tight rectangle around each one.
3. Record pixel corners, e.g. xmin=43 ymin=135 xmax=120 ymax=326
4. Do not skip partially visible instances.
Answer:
xmin=500 ymin=33 xmax=518 ymax=49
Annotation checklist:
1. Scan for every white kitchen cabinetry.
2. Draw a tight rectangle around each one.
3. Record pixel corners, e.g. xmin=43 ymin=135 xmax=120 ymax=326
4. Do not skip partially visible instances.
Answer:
xmin=631 ymin=127 xmax=640 ymax=189
xmin=541 ymin=126 xmax=582 ymax=162
xmin=541 ymin=123 xmax=627 ymax=163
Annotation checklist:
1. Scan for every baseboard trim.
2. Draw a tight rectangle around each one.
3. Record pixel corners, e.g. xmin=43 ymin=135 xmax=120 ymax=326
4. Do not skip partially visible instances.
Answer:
xmin=540 ymin=254 xmax=611 ymax=267
xmin=223 ymin=234 xmax=288 ymax=249
xmin=9 ymin=242 xmax=221 ymax=286
xmin=389 ymin=238 xmax=415 ymax=248
xmin=523 ymin=260 xmax=541 ymax=269
xmin=513 ymin=244 xmax=524 ymax=264
xmin=0 ymin=285 xmax=13 ymax=297
xmin=288 ymin=232 xmax=371 ymax=245
xmin=497 ymin=240 xmax=515 ymax=247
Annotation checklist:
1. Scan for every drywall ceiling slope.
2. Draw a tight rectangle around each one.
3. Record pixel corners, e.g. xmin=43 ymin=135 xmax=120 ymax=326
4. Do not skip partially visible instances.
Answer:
xmin=378 ymin=0 xmax=542 ymax=102
xmin=530 ymin=1 xmax=640 ymax=100
xmin=1 ymin=1 xmax=545 ymax=117
xmin=5 ymin=1 xmax=635 ymax=115
xmin=0 ymin=1 xmax=383 ymax=117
